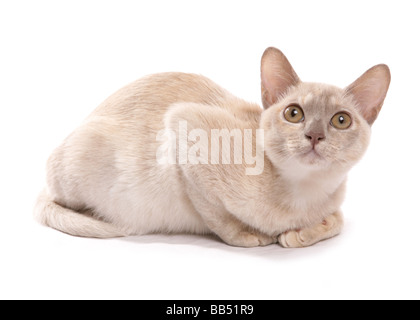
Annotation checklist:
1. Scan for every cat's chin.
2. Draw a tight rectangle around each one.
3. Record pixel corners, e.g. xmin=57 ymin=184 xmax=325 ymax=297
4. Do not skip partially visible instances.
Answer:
xmin=299 ymin=149 xmax=328 ymax=167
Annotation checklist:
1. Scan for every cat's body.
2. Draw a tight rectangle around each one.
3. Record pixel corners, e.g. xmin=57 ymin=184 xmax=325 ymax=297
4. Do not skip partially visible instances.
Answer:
xmin=35 ymin=48 xmax=390 ymax=247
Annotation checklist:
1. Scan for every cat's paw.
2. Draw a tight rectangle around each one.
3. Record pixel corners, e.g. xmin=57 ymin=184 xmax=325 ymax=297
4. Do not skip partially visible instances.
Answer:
xmin=279 ymin=212 xmax=343 ymax=248
xmin=279 ymin=229 xmax=315 ymax=248
xmin=225 ymin=231 xmax=277 ymax=248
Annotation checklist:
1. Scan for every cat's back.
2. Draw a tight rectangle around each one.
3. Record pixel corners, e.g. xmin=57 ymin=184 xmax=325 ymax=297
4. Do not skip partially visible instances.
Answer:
xmin=90 ymin=72 xmax=235 ymax=119
xmin=78 ymin=72 xmax=262 ymax=165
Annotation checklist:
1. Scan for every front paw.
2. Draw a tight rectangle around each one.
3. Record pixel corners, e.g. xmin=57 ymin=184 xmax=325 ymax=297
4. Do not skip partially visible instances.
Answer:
xmin=279 ymin=213 xmax=343 ymax=248
xmin=225 ymin=231 xmax=277 ymax=248
xmin=278 ymin=229 xmax=311 ymax=248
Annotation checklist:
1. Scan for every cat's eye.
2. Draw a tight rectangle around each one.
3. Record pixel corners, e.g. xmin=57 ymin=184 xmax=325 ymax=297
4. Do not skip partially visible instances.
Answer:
xmin=331 ymin=112 xmax=352 ymax=130
xmin=284 ymin=105 xmax=304 ymax=123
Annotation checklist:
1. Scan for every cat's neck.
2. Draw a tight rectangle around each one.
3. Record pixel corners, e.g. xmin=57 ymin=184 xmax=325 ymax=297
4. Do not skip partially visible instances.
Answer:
xmin=270 ymin=159 xmax=348 ymax=210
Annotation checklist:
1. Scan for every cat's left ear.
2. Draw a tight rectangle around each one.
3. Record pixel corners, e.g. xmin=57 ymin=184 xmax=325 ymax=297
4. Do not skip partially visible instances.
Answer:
xmin=345 ymin=64 xmax=391 ymax=125
xmin=261 ymin=47 xmax=300 ymax=109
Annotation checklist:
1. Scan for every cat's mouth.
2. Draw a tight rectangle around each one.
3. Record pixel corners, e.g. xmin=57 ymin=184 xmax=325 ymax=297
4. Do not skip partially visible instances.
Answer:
xmin=301 ymin=147 xmax=324 ymax=164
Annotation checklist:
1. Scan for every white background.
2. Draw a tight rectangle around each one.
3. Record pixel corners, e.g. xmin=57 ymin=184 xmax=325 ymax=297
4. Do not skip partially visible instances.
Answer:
xmin=1 ymin=0 xmax=419 ymax=300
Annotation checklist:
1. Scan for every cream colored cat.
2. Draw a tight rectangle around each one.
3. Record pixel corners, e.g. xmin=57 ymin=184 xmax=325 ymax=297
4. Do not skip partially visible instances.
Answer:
xmin=34 ymin=47 xmax=390 ymax=248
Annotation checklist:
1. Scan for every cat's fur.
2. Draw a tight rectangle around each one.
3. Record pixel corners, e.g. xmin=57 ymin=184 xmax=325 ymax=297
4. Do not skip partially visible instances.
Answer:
xmin=34 ymin=47 xmax=390 ymax=248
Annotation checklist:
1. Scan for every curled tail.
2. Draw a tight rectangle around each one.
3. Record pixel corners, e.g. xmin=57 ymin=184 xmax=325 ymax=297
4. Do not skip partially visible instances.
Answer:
xmin=34 ymin=189 xmax=126 ymax=238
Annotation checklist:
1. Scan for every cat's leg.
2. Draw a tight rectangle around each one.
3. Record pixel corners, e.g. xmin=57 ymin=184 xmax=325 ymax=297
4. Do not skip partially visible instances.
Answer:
xmin=279 ymin=211 xmax=343 ymax=248
xmin=203 ymin=208 xmax=277 ymax=247
xmin=186 ymin=186 xmax=276 ymax=247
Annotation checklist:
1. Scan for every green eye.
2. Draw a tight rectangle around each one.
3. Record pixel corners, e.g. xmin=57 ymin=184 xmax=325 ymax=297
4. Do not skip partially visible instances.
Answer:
xmin=284 ymin=105 xmax=304 ymax=123
xmin=331 ymin=112 xmax=352 ymax=130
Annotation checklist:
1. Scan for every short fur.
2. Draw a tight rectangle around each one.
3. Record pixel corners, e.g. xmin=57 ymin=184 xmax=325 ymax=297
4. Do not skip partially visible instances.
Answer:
xmin=34 ymin=47 xmax=390 ymax=248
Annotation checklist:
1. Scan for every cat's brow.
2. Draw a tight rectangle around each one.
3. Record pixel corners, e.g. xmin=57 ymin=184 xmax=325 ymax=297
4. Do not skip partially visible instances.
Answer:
xmin=300 ymin=93 xmax=314 ymax=105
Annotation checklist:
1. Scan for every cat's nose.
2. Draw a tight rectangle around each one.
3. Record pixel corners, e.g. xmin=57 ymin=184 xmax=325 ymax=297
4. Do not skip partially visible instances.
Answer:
xmin=305 ymin=131 xmax=325 ymax=146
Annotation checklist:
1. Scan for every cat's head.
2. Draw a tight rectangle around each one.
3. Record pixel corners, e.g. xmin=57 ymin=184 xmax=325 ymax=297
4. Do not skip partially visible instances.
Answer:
xmin=260 ymin=47 xmax=390 ymax=174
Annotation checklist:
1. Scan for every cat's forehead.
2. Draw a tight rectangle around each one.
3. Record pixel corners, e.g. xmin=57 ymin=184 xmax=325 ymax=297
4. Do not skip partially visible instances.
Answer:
xmin=286 ymin=82 xmax=349 ymax=115
xmin=297 ymin=83 xmax=343 ymax=104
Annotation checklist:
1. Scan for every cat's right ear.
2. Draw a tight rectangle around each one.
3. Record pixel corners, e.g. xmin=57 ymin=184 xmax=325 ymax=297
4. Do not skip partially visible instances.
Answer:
xmin=261 ymin=47 xmax=300 ymax=109
xmin=345 ymin=64 xmax=391 ymax=125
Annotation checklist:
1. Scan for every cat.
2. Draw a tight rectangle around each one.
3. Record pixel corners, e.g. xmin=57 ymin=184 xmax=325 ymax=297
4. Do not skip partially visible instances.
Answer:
xmin=34 ymin=47 xmax=390 ymax=248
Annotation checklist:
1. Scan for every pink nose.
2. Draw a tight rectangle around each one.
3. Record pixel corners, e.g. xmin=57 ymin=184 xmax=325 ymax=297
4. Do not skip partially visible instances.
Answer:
xmin=305 ymin=131 xmax=325 ymax=146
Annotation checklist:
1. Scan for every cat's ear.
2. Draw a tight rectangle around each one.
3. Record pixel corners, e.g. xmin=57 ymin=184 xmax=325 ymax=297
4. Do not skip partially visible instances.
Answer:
xmin=345 ymin=64 xmax=391 ymax=125
xmin=261 ymin=47 xmax=300 ymax=109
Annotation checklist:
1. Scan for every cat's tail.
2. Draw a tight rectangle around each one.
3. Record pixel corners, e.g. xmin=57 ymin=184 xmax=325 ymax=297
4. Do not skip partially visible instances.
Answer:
xmin=34 ymin=189 xmax=126 ymax=238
